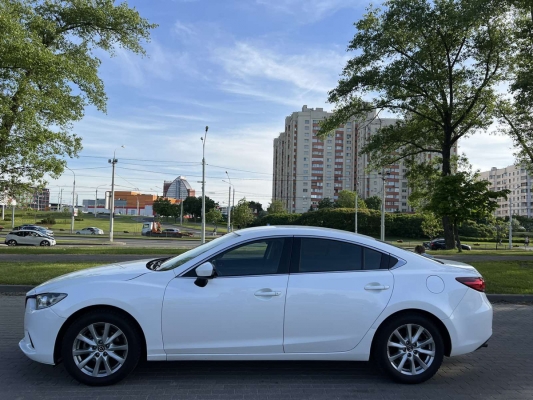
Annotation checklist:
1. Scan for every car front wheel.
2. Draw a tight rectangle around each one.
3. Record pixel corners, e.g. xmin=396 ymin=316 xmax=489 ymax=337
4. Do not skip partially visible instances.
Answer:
xmin=40 ymin=241 xmax=50 ymax=246
xmin=374 ymin=313 xmax=444 ymax=384
xmin=7 ymin=240 xmax=17 ymax=246
xmin=61 ymin=310 xmax=142 ymax=386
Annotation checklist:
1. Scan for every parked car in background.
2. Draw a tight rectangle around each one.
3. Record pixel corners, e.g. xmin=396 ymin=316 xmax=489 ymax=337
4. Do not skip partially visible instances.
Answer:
xmin=5 ymin=230 xmax=56 ymax=246
xmin=75 ymin=227 xmax=104 ymax=235
xmin=426 ymin=239 xmax=471 ymax=251
xmin=20 ymin=226 xmax=491 ymax=386
xmin=18 ymin=225 xmax=54 ymax=237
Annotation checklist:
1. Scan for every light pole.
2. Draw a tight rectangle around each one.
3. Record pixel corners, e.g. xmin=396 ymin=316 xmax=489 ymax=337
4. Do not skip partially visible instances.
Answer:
xmin=95 ymin=184 xmax=107 ymax=217
xmin=224 ymin=171 xmax=232 ymax=233
xmin=354 ymin=182 xmax=358 ymax=234
xmin=108 ymin=145 xmax=125 ymax=242
xmin=65 ymin=166 xmax=76 ymax=233
xmin=201 ymin=126 xmax=208 ymax=244
xmin=378 ymin=170 xmax=390 ymax=241
xmin=509 ymin=185 xmax=521 ymax=250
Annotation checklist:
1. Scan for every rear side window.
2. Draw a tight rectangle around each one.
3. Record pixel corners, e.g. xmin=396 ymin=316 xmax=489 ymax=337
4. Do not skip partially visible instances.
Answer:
xmin=298 ymin=238 xmax=389 ymax=273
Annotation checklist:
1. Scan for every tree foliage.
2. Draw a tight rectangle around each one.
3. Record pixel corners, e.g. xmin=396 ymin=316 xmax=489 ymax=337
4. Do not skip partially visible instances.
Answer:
xmin=319 ymin=0 xmax=511 ymax=247
xmin=423 ymin=171 xmax=509 ymax=251
xmin=248 ymin=201 xmax=263 ymax=214
xmin=317 ymin=197 xmax=335 ymax=209
xmin=0 ymin=0 xmax=156 ymax=196
xmin=267 ymin=199 xmax=286 ymax=214
xmin=206 ymin=208 xmax=223 ymax=228
xmin=232 ymin=198 xmax=255 ymax=228
xmin=335 ymin=190 xmax=368 ymax=209
xmin=420 ymin=212 xmax=443 ymax=239
xmin=183 ymin=196 xmax=216 ymax=219
xmin=364 ymin=195 xmax=382 ymax=210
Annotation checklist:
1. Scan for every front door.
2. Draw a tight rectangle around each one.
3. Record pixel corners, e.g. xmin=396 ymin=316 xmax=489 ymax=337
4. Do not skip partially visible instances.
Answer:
xmin=283 ymin=237 xmax=394 ymax=353
xmin=162 ymin=237 xmax=292 ymax=356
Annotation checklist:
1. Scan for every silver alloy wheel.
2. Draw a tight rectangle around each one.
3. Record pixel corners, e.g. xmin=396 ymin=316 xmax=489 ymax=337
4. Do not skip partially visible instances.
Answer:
xmin=40 ymin=241 xmax=50 ymax=246
xmin=72 ymin=322 xmax=129 ymax=377
xmin=387 ymin=323 xmax=436 ymax=375
xmin=7 ymin=240 xmax=16 ymax=246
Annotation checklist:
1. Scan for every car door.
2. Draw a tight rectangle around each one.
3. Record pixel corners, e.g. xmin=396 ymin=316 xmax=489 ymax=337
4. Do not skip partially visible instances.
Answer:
xmin=162 ymin=237 xmax=292 ymax=356
xmin=283 ymin=237 xmax=395 ymax=353
xmin=17 ymin=231 xmax=32 ymax=245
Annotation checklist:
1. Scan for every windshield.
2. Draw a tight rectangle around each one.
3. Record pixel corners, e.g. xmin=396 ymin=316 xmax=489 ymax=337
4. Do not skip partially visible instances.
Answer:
xmin=157 ymin=233 xmax=239 ymax=271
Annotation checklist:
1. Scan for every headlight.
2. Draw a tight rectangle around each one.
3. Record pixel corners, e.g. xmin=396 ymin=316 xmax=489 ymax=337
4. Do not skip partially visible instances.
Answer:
xmin=35 ymin=293 xmax=67 ymax=310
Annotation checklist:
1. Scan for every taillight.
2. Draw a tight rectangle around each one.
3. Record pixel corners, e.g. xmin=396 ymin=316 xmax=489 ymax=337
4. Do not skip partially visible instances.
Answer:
xmin=456 ymin=277 xmax=485 ymax=292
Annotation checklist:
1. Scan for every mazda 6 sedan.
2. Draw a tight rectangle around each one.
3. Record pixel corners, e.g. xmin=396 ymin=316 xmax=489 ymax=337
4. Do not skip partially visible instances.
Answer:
xmin=20 ymin=226 xmax=492 ymax=386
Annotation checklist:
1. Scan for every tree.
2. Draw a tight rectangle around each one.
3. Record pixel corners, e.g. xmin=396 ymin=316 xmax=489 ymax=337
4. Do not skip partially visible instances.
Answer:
xmin=317 ymin=197 xmax=334 ymax=209
xmin=248 ymin=201 xmax=263 ymax=214
xmin=319 ymin=0 xmax=510 ymax=249
xmin=183 ymin=196 xmax=215 ymax=220
xmin=335 ymin=190 xmax=367 ymax=209
xmin=420 ymin=212 xmax=443 ymax=239
xmin=0 ymin=0 xmax=156 ymax=196
xmin=424 ymin=171 xmax=509 ymax=251
xmin=364 ymin=196 xmax=382 ymax=211
xmin=153 ymin=197 xmax=172 ymax=219
xmin=169 ymin=203 xmax=181 ymax=223
xmin=267 ymin=199 xmax=286 ymax=214
xmin=206 ymin=208 xmax=223 ymax=229
xmin=232 ymin=198 xmax=255 ymax=228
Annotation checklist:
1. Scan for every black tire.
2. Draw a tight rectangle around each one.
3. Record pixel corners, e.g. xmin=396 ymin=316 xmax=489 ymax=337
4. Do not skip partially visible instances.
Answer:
xmin=7 ymin=240 xmax=17 ymax=246
xmin=40 ymin=240 xmax=50 ymax=246
xmin=373 ymin=313 xmax=444 ymax=384
xmin=76 ymin=232 xmax=80 ymax=234
xmin=61 ymin=309 xmax=142 ymax=386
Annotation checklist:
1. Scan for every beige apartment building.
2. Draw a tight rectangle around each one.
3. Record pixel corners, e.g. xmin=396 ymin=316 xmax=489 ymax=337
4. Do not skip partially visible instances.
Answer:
xmin=272 ymin=106 xmax=439 ymax=213
xmin=479 ymin=165 xmax=533 ymax=218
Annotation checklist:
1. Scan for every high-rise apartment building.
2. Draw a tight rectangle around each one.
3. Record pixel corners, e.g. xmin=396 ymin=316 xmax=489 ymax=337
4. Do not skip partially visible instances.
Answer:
xmin=479 ymin=165 xmax=533 ymax=217
xmin=272 ymin=107 xmax=457 ymax=214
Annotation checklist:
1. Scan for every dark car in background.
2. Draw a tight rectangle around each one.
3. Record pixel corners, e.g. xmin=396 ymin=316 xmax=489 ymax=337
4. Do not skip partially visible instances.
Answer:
xmin=424 ymin=238 xmax=471 ymax=251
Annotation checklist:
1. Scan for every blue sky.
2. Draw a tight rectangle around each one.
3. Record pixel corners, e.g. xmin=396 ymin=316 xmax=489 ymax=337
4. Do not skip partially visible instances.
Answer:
xmin=52 ymin=0 xmax=515 ymax=207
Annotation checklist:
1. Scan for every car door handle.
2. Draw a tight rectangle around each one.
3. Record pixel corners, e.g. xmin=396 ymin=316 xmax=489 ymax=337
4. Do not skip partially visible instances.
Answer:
xmin=364 ymin=284 xmax=390 ymax=291
xmin=254 ymin=290 xmax=282 ymax=297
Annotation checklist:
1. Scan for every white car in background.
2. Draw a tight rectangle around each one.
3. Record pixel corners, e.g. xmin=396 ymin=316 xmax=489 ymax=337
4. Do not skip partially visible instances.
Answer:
xmin=19 ymin=226 xmax=492 ymax=386
xmin=5 ymin=230 xmax=56 ymax=246
xmin=75 ymin=227 xmax=104 ymax=235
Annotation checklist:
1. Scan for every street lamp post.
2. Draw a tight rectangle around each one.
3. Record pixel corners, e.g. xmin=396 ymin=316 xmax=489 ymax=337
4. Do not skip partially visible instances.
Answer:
xmin=108 ymin=145 xmax=125 ymax=242
xmin=354 ymin=181 xmax=358 ymax=234
xmin=225 ymin=172 xmax=232 ymax=233
xmin=65 ymin=166 xmax=76 ymax=233
xmin=95 ymin=184 xmax=107 ymax=217
xmin=509 ymin=185 xmax=521 ymax=249
xmin=378 ymin=170 xmax=390 ymax=241
xmin=201 ymin=126 xmax=208 ymax=244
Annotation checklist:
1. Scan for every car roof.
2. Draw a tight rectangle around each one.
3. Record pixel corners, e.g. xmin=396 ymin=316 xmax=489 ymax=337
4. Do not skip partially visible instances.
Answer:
xmin=10 ymin=229 xmax=44 ymax=234
xmin=235 ymin=226 xmax=376 ymax=243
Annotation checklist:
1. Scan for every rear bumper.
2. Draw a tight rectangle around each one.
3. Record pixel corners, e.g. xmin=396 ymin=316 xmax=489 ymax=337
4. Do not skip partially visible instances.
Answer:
xmin=444 ymin=290 xmax=493 ymax=357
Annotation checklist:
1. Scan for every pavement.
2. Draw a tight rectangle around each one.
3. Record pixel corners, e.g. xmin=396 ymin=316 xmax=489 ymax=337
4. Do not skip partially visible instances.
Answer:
xmin=1 ymin=296 xmax=532 ymax=400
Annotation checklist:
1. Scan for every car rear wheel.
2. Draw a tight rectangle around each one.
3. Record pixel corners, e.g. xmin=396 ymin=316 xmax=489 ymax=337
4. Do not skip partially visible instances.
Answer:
xmin=61 ymin=310 xmax=142 ymax=386
xmin=40 ymin=240 xmax=50 ymax=246
xmin=374 ymin=313 xmax=444 ymax=384
xmin=7 ymin=240 xmax=17 ymax=246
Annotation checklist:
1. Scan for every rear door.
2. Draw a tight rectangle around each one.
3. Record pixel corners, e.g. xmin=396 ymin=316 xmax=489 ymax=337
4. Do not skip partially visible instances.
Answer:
xmin=283 ymin=237 xmax=394 ymax=353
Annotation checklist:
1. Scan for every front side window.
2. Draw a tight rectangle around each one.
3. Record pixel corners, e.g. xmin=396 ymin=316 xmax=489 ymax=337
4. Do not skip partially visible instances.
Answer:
xmin=208 ymin=238 xmax=290 ymax=277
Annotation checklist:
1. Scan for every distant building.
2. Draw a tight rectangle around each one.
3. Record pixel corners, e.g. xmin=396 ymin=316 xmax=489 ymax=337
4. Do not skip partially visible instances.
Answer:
xmin=479 ymin=165 xmax=533 ymax=218
xmin=99 ymin=191 xmax=180 ymax=216
xmin=163 ymin=176 xmax=196 ymax=200
xmin=24 ymin=188 xmax=50 ymax=211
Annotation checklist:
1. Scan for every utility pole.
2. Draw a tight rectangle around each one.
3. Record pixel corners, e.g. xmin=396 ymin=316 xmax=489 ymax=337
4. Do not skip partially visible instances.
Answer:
xmin=59 ymin=188 xmax=63 ymax=211
xmin=65 ymin=167 xmax=76 ymax=233
xmin=109 ymin=146 xmax=125 ymax=242
xmin=201 ymin=126 xmax=208 ymax=244
xmin=180 ymin=198 xmax=184 ymax=226
xmin=224 ymin=172 xmax=232 ymax=233
xmin=354 ymin=184 xmax=358 ymax=234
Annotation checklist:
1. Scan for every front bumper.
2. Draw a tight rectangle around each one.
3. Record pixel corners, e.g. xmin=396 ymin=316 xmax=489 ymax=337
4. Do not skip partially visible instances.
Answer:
xmin=444 ymin=289 xmax=493 ymax=357
xmin=19 ymin=298 xmax=66 ymax=365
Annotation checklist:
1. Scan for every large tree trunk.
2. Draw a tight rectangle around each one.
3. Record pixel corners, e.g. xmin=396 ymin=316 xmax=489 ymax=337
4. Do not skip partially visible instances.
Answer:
xmin=454 ymin=221 xmax=462 ymax=253
xmin=441 ymin=126 xmax=455 ymax=249
xmin=443 ymin=216 xmax=456 ymax=250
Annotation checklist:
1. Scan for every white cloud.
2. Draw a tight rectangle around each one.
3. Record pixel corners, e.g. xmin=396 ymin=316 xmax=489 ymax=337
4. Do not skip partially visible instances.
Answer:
xmin=256 ymin=0 xmax=359 ymax=23
xmin=173 ymin=21 xmax=196 ymax=40
xmin=459 ymin=134 xmax=515 ymax=172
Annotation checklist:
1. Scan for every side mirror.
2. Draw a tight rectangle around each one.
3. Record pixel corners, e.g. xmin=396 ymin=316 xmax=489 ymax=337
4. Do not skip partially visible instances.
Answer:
xmin=195 ymin=262 xmax=216 ymax=287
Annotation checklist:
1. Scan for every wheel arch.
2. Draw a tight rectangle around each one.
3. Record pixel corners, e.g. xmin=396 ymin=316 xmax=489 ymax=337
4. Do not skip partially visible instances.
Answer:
xmin=371 ymin=309 xmax=452 ymax=357
xmin=53 ymin=305 xmax=148 ymax=364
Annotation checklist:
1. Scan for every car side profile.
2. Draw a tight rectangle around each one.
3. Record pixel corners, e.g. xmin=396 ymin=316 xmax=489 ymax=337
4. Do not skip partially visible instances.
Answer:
xmin=76 ymin=227 xmax=104 ymax=235
xmin=427 ymin=239 xmax=472 ymax=251
xmin=18 ymin=225 xmax=54 ymax=236
xmin=20 ymin=226 xmax=491 ymax=386
xmin=6 ymin=230 xmax=56 ymax=246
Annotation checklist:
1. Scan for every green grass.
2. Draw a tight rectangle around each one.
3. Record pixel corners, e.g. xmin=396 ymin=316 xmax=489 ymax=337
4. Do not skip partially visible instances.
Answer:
xmin=0 ymin=262 xmax=106 ymax=285
xmin=0 ymin=247 xmax=188 ymax=255
xmin=472 ymin=261 xmax=533 ymax=294
xmin=426 ymin=249 xmax=533 ymax=256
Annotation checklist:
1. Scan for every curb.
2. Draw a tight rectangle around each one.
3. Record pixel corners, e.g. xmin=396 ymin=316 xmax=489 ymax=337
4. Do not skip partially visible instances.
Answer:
xmin=1 ymin=285 xmax=532 ymax=302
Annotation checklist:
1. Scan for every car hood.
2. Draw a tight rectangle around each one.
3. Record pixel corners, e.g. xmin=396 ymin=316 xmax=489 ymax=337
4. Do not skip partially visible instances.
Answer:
xmin=29 ymin=259 xmax=154 ymax=295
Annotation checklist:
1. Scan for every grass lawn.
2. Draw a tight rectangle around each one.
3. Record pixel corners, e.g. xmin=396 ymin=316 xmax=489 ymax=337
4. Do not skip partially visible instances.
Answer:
xmin=471 ymin=261 xmax=533 ymax=295
xmin=2 ymin=259 xmax=532 ymax=293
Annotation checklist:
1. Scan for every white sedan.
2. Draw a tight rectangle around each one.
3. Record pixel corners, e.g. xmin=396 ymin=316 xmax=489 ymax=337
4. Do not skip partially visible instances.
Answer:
xmin=75 ymin=227 xmax=104 ymax=235
xmin=19 ymin=226 xmax=492 ymax=386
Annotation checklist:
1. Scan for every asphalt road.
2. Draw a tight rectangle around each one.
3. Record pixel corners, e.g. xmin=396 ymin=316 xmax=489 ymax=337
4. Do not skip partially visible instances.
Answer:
xmin=1 ymin=296 xmax=532 ymax=400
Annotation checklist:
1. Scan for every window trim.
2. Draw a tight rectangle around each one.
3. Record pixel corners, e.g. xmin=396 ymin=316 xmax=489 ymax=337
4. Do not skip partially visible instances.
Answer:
xmin=290 ymin=236 xmax=393 ymax=274
xmin=180 ymin=237 xmax=293 ymax=278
